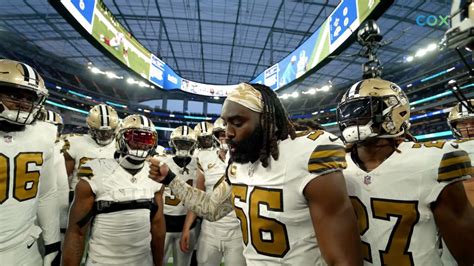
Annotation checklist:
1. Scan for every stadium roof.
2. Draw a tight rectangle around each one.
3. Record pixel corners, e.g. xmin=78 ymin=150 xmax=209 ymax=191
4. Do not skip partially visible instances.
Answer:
xmin=0 ymin=0 xmax=450 ymax=94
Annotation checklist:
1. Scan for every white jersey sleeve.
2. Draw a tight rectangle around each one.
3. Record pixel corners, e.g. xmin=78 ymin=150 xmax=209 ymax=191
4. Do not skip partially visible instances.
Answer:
xmin=296 ymin=130 xmax=347 ymax=195
xmin=422 ymin=141 xmax=472 ymax=204
xmin=36 ymin=126 xmax=61 ymax=246
xmin=54 ymin=143 xmax=70 ymax=229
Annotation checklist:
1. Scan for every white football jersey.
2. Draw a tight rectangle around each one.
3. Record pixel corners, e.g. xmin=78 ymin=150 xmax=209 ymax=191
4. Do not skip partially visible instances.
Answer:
xmin=162 ymin=155 xmax=198 ymax=216
xmin=0 ymin=122 xmax=58 ymax=250
xmin=62 ymin=134 xmax=115 ymax=189
xmin=198 ymin=148 xmax=241 ymax=239
xmin=344 ymin=140 xmax=471 ymax=266
xmin=80 ymin=159 xmax=162 ymax=265
xmin=228 ymin=130 xmax=346 ymax=265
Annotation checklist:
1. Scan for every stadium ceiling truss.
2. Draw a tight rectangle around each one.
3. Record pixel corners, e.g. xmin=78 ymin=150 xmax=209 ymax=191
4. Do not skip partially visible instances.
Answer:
xmin=0 ymin=0 xmax=450 ymax=97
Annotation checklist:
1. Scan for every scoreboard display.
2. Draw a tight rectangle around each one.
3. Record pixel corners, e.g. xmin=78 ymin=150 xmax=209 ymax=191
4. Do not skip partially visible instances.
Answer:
xmin=51 ymin=0 xmax=392 ymax=96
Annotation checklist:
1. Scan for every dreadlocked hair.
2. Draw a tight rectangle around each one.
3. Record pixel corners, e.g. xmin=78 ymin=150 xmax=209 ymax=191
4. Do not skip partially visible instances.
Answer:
xmin=249 ymin=83 xmax=296 ymax=168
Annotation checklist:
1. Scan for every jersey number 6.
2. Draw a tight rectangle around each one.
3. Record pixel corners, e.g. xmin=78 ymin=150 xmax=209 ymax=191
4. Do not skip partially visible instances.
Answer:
xmin=232 ymin=185 xmax=290 ymax=258
xmin=0 ymin=152 xmax=43 ymax=204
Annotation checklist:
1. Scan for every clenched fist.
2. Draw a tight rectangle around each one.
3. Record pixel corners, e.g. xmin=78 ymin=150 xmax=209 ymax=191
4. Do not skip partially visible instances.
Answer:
xmin=148 ymin=156 xmax=176 ymax=185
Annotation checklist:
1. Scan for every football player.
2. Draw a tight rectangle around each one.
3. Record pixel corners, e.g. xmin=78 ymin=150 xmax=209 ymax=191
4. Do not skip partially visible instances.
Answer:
xmin=160 ymin=125 xmax=200 ymax=266
xmin=448 ymin=99 xmax=474 ymax=205
xmin=63 ymin=114 xmax=165 ymax=266
xmin=149 ymin=83 xmax=362 ymax=265
xmin=194 ymin=121 xmax=215 ymax=151
xmin=0 ymin=59 xmax=61 ymax=265
xmin=448 ymin=99 xmax=474 ymax=160
xmin=62 ymin=104 xmax=119 ymax=193
xmin=40 ymin=109 xmax=69 ymax=241
xmin=337 ymin=78 xmax=474 ymax=265
xmin=187 ymin=118 xmax=245 ymax=266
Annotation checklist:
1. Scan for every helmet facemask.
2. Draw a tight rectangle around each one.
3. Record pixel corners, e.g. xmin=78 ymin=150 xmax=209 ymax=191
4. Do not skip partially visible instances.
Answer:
xmin=197 ymin=134 xmax=214 ymax=149
xmin=451 ymin=118 xmax=474 ymax=139
xmin=448 ymin=100 xmax=474 ymax=139
xmin=90 ymin=127 xmax=116 ymax=145
xmin=0 ymin=86 xmax=46 ymax=125
xmin=117 ymin=128 xmax=157 ymax=160
xmin=170 ymin=138 xmax=196 ymax=158
xmin=213 ymin=130 xmax=228 ymax=151
xmin=337 ymin=95 xmax=408 ymax=144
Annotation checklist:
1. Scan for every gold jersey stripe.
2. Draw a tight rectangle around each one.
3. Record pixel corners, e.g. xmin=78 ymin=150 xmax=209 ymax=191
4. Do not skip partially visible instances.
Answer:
xmin=438 ymin=167 xmax=470 ymax=182
xmin=308 ymin=161 xmax=347 ymax=174
xmin=439 ymin=161 xmax=471 ymax=174
xmin=77 ymin=167 xmax=93 ymax=178
xmin=439 ymin=155 xmax=471 ymax=169
xmin=61 ymin=139 xmax=70 ymax=153
xmin=310 ymin=149 xmax=346 ymax=160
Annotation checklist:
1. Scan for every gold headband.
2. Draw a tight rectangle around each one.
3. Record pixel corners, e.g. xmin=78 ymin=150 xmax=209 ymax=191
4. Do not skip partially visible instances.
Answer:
xmin=226 ymin=83 xmax=263 ymax=113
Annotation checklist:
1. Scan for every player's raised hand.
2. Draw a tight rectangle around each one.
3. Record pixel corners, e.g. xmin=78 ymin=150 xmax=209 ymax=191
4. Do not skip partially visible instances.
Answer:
xmin=148 ymin=156 xmax=169 ymax=182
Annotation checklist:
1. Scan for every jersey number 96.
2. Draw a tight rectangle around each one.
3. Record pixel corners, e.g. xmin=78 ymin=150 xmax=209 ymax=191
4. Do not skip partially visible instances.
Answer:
xmin=0 ymin=152 xmax=43 ymax=204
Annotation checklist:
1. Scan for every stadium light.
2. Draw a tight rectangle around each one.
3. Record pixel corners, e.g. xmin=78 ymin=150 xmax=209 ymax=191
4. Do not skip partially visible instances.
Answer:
xmin=280 ymin=93 xmax=289 ymax=100
xmin=320 ymin=85 xmax=330 ymax=92
xmin=106 ymin=72 xmax=116 ymax=79
xmin=91 ymin=67 xmax=101 ymax=74
xmin=213 ymin=96 xmax=220 ymax=100
xmin=415 ymin=48 xmax=427 ymax=57
xmin=426 ymin=43 xmax=437 ymax=51
xmin=406 ymin=56 xmax=414 ymax=62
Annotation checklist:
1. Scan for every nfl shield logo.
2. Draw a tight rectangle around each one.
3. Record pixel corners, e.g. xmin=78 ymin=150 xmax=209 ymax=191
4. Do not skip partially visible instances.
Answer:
xmin=363 ymin=175 xmax=372 ymax=185
xmin=4 ymin=136 xmax=12 ymax=143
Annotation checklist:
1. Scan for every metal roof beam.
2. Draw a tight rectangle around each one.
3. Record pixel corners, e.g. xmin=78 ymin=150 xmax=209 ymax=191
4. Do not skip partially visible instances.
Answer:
xmin=251 ymin=0 xmax=285 ymax=77
xmin=196 ymin=0 xmax=206 ymax=82
xmin=226 ymin=0 xmax=242 ymax=84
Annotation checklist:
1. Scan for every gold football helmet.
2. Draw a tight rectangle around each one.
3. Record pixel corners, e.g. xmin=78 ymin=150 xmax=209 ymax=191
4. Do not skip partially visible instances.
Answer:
xmin=170 ymin=126 xmax=198 ymax=157
xmin=87 ymin=104 xmax=119 ymax=145
xmin=0 ymin=59 xmax=48 ymax=125
xmin=448 ymin=99 xmax=474 ymax=139
xmin=213 ymin=117 xmax=227 ymax=150
xmin=116 ymin=114 xmax=158 ymax=159
xmin=336 ymin=78 xmax=411 ymax=143
xmin=194 ymin=121 xmax=214 ymax=149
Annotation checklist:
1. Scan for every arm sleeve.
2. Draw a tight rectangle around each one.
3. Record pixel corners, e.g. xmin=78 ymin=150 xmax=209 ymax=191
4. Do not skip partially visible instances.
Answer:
xmin=168 ymin=175 xmax=234 ymax=222
xmin=37 ymin=146 xmax=61 ymax=245
xmin=78 ymin=162 xmax=97 ymax=193
xmin=298 ymin=132 xmax=347 ymax=195
xmin=425 ymin=145 xmax=472 ymax=204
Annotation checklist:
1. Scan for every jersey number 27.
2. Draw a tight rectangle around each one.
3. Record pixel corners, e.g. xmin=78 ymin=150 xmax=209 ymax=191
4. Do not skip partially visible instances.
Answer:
xmin=350 ymin=196 xmax=419 ymax=265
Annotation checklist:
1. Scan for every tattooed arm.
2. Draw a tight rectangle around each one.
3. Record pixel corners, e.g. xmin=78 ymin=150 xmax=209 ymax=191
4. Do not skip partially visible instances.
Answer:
xmin=149 ymin=157 xmax=233 ymax=222
xmin=169 ymin=176 xmax=234 ymax=221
